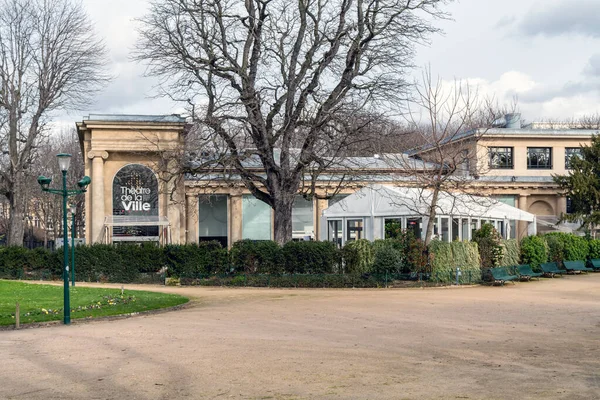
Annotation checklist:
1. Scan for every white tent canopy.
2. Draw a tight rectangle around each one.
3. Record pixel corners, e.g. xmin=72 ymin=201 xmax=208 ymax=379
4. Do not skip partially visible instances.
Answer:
xmin=323 ymin=185 xmax=535 ymax=221
xmin=321 ymin=184 xmax=536 ymax=246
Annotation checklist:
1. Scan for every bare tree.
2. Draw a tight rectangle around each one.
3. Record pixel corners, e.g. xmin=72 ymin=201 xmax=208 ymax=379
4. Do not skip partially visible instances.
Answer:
xmin=385 ymin=68 xmax=508 ymax=245
xmin=135 ymin=0 xmax=452 ymax=244
xmin=0 ymin=0 xmax=108 ymax=246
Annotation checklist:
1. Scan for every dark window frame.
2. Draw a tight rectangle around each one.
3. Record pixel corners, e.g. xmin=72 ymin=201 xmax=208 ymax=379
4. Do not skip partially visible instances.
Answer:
xmin=488 ymin=147 xmax=514 ymax=169
xmin=527 ymin=147 xmax=553 ymax=169
xmin=565 ymin=147 xmax=582 ymax=169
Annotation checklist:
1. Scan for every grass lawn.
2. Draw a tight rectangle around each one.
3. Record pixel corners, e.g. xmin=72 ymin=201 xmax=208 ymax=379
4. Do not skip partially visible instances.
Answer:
xmin=0 ymin=280 xmax=188 ymax=326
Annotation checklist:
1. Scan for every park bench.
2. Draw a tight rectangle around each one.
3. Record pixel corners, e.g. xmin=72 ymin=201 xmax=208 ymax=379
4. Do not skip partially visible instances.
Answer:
xmin=540 ymin=262 xmax=564 ymax=277
xmin=515 ymin=264 xmax=543 ymax=281
xmin=563 ymin=260 xmax=594 ymax=274
xmin=588 ymin=259 xmax=600 ymax=271
xmin=490 ymin=267 xmax=518 ymax=285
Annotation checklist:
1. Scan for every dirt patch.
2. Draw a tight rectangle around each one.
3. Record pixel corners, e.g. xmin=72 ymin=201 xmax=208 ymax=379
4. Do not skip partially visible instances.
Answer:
xmin=1 ymin=275 xmax=600 ymax=399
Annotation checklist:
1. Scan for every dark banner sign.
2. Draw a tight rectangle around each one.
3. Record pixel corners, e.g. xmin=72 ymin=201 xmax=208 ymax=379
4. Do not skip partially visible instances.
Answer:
xmin=112 ymin=164 xmax=159 ymax=237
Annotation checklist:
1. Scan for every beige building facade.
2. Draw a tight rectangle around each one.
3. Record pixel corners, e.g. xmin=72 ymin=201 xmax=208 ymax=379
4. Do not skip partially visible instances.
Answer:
xmin=77 ymin=113 xmax=594 ymax=246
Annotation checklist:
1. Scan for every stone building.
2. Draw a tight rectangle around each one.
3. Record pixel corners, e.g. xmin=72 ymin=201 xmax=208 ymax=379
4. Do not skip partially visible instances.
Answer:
xmin=77 ymin=113 xmax=595 ymax=246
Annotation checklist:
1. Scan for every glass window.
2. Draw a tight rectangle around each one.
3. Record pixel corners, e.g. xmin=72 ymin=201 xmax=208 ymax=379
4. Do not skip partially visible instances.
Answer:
xmin=346 ymin=219 xmax=363 ymax=241
xmin=452 ymin=218 xmax=460 ymax=241
xmin=384 ymin=218 xmax=402 ymax=239
xmin=407 ymin=217 xmax=422 ymax=239
xmin=242 ymin=195 xmax=271 ymax=240
xmin=471 ymin=219 xmax=478 ymax=238
xmin=198 ymin=195 xmax=228 ymax=247
xmin=509 ymin=220 xmax=516 ymax=239
xmin=527 ymin=147 xmax=552 ymax=169
xmin=498 ymin=220 xmax=505 ymax=238
xmin=441 ymin=217 xmax=449 ymax=242
xmin=292 ymin=196 xmax=313 ymax=239
xmin=461 ymin=219 xmax=469 ymax=240
xmin=565 ymin=147 xmax=582 ymax=169
xmin=566 ymin=197 xmax=573 ymax=214
xmin=328 ymin=220 xmax=343 ymax=248
xmin=494 ymin=195 xmax=516 ymax=207
xmin=489 ymin=147 xmax=513 ymax=169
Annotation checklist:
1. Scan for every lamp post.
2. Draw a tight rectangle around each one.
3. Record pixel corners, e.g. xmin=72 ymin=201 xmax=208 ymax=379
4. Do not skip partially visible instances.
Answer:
xmin=37 ymin=154 xmax=91 ymax=325
xmin=70 ymin=204 xmax=76 ymax=287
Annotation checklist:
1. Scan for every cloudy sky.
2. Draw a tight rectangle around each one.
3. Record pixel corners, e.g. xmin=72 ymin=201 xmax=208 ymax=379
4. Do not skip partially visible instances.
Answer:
xmin=71 ymin=0 xmax=600 ymax=125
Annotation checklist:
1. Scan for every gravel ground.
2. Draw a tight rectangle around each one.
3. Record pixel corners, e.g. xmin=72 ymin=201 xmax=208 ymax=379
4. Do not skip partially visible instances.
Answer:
xmin=1 ymin=275 xmax=600 ymax=400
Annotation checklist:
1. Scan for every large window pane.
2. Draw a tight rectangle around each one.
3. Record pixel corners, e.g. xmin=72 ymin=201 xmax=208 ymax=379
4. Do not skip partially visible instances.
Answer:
xmin=346 ymin=219 xmax=363 ymax=241
xmin=407 ymin=217 xmax=422 ymax=239
xmin=292 ymin=195 xmax=313 ymax=239
xmin=328 ymin=220 xmax=343 ymax=248
xmin=527 ymin=147 xmax=552 ymax=169
xmin=441 ymin=217 xmax=449 ymax=242
xmin=242 ymin=195 xmax=271 ymax=240
xmin=452 ymin=218 xmax=460 ymax=241
xmin=198 ymin=195 xmax=228 ymax=246
xmin=489 ymin=147 xmax=513 ymax=169
xmin=565 ymin=147 xmax=582 ymax=169
xmin=462 ymin=219 xmax=469 ymax=240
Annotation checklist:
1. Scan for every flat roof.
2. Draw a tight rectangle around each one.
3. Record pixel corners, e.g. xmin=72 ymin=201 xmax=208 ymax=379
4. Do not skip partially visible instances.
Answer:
xmin=82 ymin=114 xmax=186 ymax=123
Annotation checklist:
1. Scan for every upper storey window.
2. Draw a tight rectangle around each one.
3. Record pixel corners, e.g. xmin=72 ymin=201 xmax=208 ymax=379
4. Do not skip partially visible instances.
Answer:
xmin=527 ymin=147 xmax=552 ymax=169
xmin=488 ymin=147 xmax=513 ymax=169
xmin=565 ymin=147 xmax=583 ymax=169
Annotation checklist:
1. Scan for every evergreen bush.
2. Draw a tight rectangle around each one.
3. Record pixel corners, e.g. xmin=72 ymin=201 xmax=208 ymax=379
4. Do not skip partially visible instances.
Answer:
xmin=589 ymin=239 xmax=600 ymax=259
xmin=520 ymin=236 xmax=548 ymax=270
xmin=165 ymin=242 xmax=228 ymax=278
xmin=372 ymin=245 xmax=402 ymax=274
xmin=282 ymin=241 xmax=339 ymax=274
xmin=472 ymin=223 xmax=504 ymax=269
xmin=230 ymin=240 xmax=283 ymax=274
xmin=342 ymin=239 xmax=374 ymax=274
xmin=500 ymin=239 xmax=520 ymax=267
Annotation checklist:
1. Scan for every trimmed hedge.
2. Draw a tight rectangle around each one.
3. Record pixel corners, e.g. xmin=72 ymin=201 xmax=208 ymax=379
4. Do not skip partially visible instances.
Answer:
xmin=429 ymin=240 xmax=480 ymax=284
xmin=165 ymin=242 xmax=229 ymax=278
xmin=589 ymin=239 xmax=600 ymax=259
xmin=282 ymin=241 xmax=340 ymax=274
xmin=543 ymin=233 xmax=589 ymax=262
xmin=342 ymin=239 xmax=374 ymax=274
xmin=230 ymin=240 xmax=283 ymax=274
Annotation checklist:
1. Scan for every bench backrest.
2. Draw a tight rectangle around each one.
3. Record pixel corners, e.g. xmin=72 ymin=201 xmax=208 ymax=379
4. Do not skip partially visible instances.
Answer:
xmin=541 ymin=262 xmax=559 ymax=272
xmin=491 ymin=267 xmax=513 ymax=279
xmin=564 ymin=260 xmax=585 ymax=270
xmin=590 ymin=259 xmax=600 ymax=267
xmin=517 ymin=264 xmax=533 ymax=275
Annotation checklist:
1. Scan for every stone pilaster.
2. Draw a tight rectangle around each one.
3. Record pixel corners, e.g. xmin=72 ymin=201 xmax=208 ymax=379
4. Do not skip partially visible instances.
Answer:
xmin=186 ymin=194 xmax=199 ymax=244
xmin=230 ymin=193 xmax=243 ymax=245
xmin=87 ymin=151 xmax=109 ymax=244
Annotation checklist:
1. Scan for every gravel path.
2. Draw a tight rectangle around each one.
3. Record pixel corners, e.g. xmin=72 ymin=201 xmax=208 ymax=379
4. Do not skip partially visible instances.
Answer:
xmin=1 ymin=275 xmax=600 ymax=399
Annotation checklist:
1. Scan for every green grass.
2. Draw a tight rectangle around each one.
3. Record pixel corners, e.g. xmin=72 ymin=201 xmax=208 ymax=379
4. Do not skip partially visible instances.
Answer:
xmin=0 ymin=280 xmax=188 ymax=326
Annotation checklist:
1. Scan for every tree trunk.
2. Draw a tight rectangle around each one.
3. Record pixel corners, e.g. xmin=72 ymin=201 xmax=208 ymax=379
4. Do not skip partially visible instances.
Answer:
xmin=272 ymin=194 xmax=295 ymax=245
xmin=424 ymin=187 xmax=440 ymax=246
xmin=7 ymin=172 xmax=26 ymax=246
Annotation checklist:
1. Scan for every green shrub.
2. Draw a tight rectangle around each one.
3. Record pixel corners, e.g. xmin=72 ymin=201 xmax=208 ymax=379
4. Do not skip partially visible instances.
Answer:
xmin=384 ymin=220 xmax=403 ymax=239
xmin=428 ymin=241 xmax=480 ymax=284
xmin=342 ymin=239 xmax=374 ymax=274
xmin=282 ymin=241 xmax=339 ymax=274
xmin=117 ymin=243 xmax=165 ymax=274
xmin=544 ymin=234 xmax=565 ymax=263
xmin=589 ymin=239 xmax=600 ymax=259
xmin=372 ymin=245 xmax=402 ymax=274
xmin=544 ymin=233 xmax=589 ymax=261
xmin=165 ymin=242 xmax=228 ymax=278
xmin=500 ymin=239 xmax=520 ymax=267
xmin=520 ymin=236 xmax=548 ymax=270
xmin=472 ymin=224 xmax=504 ymax=269
xmin=230 ymin=240 xmax=283 ymax=274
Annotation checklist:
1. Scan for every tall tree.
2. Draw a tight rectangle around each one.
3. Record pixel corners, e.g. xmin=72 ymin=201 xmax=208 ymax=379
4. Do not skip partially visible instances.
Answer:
xmin=0 ymin=0 xmax=108 ymax=246
xmin=386 ymin=68 xmax=506 ymax=245
xmin=554 ymin=134 xmax=600 ymax=233
xmin=135 ymin=0 xmax=451 ymax=244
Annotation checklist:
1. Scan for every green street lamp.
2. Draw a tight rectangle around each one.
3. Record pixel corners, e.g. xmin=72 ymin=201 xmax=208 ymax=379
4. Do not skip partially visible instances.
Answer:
xmin=37 ymin=154 xmax=90 ymax=325
xmin=70 ymin=204 xmax=76 ymax=287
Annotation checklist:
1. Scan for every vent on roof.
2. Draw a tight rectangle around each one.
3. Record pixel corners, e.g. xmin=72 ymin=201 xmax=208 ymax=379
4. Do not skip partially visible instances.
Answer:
xmin=505 ymin=113 xmax=521 ymax=129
